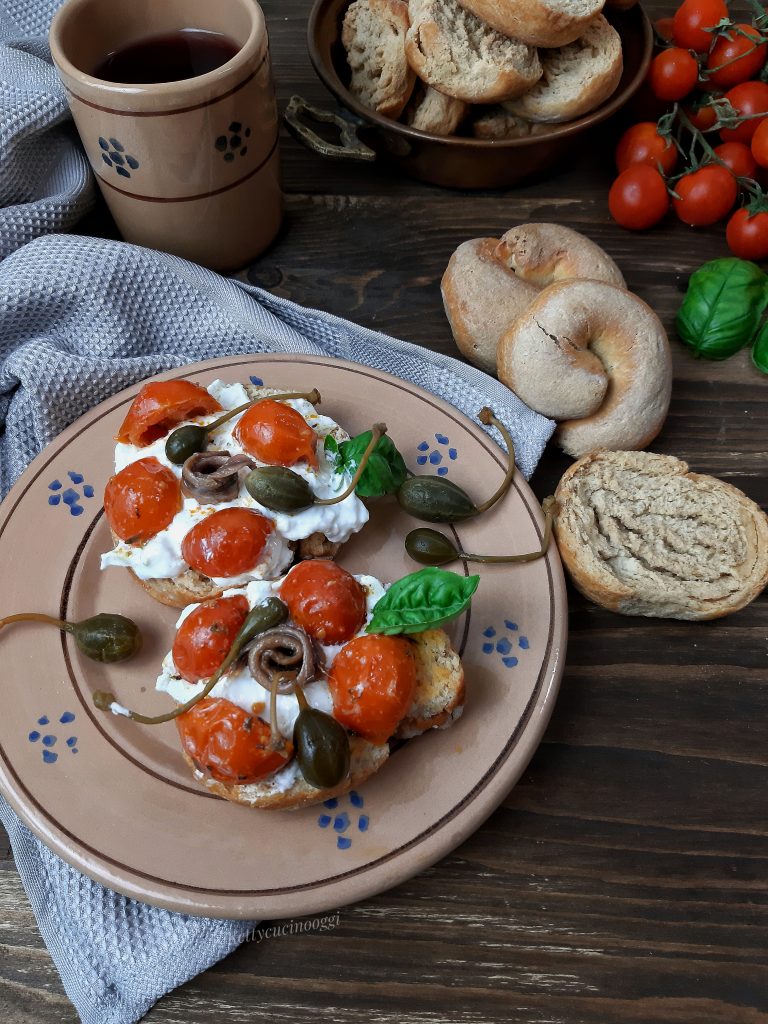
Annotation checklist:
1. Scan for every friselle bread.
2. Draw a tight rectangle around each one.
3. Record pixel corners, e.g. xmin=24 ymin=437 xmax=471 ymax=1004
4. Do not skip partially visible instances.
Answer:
xmin=554 ymin=451 xmax=768 ymax=620
xmin=405 ymin=0 xmax=542 ymax=103
xmin=403 ymin=81 xmax=469 ymax=134
xmin=504 ymin=15 xmax=622 ymax=123
xmin=470 ymin=106 xmax=548 ymax=139
xmin=456 ymin=0 xmax=606 ymax=48
xmin=343 ymin=0 xmax=416 ymax=118
xmin=185 ymin=628 xmax=466 ymax=809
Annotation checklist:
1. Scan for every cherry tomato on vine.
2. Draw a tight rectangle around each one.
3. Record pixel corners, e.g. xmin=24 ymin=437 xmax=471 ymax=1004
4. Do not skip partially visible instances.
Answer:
xmin=648 ymin=47 xmax=700 ymax=102
xmin=172 ymin=595 xmax=250 ymax=683
xmin=181 ymin=507 xmax=274 ymax=579
xmin=655 ymin=16 xmax=675 ymax=44
xmin=279 ymin=560 xmax=367 ymax=644
xmin=117 ymin=381 xmax=221 ymax=447
xmin=706 ymin=25 xmax=767 ymax=90
xmin=608 ymin=165 xmax=670 ymax=229
xmin=725 ymin=207 xmax=768 ymax=259
xmin=684 ymin=101 xmax=718 ymax=131
xmin=672 ymin=0 xmax=728 ymax=53
xmin=615 ymin=122 xmax=678 ymax=174
xmin=719 ymin=82 xmax=768 ymax=143
xmin=103 ymin=456 xmax=181 ymax=543
xmin=673 ymin=164 xmax=738 ymax=225
xmin=750 ymin=118 xmax=768 ymax=168
xmin=714 ymin=141 xmax=758 ymax=179
xmin=328 ymin=635 xmax=416 ymax=744
xmin=177 ymin=698 xmax=291 ymax=784
xmin=235 ymin=399 xmax=319 ymax=468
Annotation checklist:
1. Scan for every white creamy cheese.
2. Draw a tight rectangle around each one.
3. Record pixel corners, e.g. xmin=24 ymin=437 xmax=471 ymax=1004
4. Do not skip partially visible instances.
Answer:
xmin=102 ymin=380 xmax=369 ymax=586
xmin=155 ymin=572 xmax=388 ymax=741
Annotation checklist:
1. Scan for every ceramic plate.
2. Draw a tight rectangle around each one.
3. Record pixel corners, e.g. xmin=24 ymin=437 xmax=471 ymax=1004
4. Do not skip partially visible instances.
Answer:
xmin=0 ymin=355 xmax=566 ymax=918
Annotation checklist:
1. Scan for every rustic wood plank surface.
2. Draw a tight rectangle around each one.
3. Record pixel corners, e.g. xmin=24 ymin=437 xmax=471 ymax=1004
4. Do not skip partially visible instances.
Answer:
xmin=2 ymin=1 xmax=767 ymax=1021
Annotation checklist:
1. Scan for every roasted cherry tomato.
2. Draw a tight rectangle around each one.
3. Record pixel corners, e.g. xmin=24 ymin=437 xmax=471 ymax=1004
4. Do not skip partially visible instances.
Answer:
xmin=672 ymin=0 xmax=728 ymax=53
xmin=181 ymin=507 xmax=274 ymax=579
xmin=706 ymin=25 xmax=767 ymax=90
xmin=648 ymin=48 xmax=699 ymax=102
xmin=117 ymin=381 xmax=221 ymax=447
xmin=609 ymin=165 xmax=670 ymax=229
xmin=328 ymin=635 xmax=416 ymax=744
xmin=673 ymin=163 xmax=738 ymax=225
xmin=726 ymin=207 xmax=768 ymax=259
xmin=235 ymin=400 xmax=318 ymax=469
xmin=615 ymin=122 xmax=678 ymax=174
xmin=719 ymin=82 xmax=768 ymax=143
xmin=172 ymin=595 xmax=250 ymax=683
xmin=279 ymin=560 xmax=366 ymax=644
xmin=103 ymin=456 xmax=181 ymax=543
xmin=751 ymin=118 xmax=768 ymax=168
xmin=177 ymin=697 xmax=291 ymax=784
xmin=714 ymin=141 xmax=758 ymax=179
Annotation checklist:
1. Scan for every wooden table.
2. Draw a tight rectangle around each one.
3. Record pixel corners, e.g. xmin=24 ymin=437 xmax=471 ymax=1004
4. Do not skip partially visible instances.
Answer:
xmin=3 ymin=1 xmax=767 ymax=1021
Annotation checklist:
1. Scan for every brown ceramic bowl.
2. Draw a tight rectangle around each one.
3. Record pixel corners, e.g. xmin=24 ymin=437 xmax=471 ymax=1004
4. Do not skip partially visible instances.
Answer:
xmin=289 ymin=0 xmax=652 ymax=189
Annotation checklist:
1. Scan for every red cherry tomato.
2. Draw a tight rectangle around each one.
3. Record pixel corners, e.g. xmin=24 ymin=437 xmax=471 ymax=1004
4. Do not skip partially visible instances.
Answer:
xmin=726 ymin=207 xmax=768 ymax=259
xmin=714 ymin=141 xmax=758 ymax=178
xmin=616 ymin=122 xmax=678 ymax=174
xmin=234 ymin=400 xmax=318 ymax=469
xmin=684 ymin=101 xmax=718 ymax=131
xmin=328 ymin=635 xmax=416 ymax=744
xmin=181 ymin=507 xmax=274 ymax=579
xmin=172 ymin=595 xmax=250 ymax=683
xmin=608 ymin=165 xmax=670 ymax=229
xmin=672 ymin=0 xmax=728 ymax=53
xmin=648 ymin=48 xmax=700 ymax=102
xmin=751 ymin=118 xmax=768 ymax=168
xmin=177 ymin=698 xmax=291 ymax=784
xmin=673 ymin=164 xmax=738 ymax=225
xmin=103 ymin=456 xmax=181 ymax=543
xmin=279 ymin=561 xmax=366 ymax=644
xmin=706 ymin=25 xmax=767 ymax=90
xmin=655 ymin=16 xmax=676 ymax=44
xmin=117 ymin=381 xmax=221 ymax=447
xmin=719 ymin=82 xmax=768 ymax=143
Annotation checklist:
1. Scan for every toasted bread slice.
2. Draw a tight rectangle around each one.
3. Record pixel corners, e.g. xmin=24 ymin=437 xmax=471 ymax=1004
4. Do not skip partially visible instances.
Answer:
xmin=343 ymin=0 xmax=416 ymax=118
xmin=184 ymin=628 xmax=466 ymax=809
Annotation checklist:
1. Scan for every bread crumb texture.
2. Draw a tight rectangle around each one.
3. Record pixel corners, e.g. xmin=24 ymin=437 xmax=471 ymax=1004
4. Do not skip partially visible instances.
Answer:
xmin=343 ymin=0 xmax=415 ymax=117
xmin=555 ymin=451 xmax=768 ymax=620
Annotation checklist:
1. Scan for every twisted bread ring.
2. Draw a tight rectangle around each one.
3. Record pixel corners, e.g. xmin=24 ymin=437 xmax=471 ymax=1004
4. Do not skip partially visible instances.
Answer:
xmin=497 ymin=279 xmax=672 ymax=458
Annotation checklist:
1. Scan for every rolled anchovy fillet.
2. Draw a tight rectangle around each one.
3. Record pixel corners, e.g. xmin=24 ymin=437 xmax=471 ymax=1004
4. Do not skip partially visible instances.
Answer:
xmin=247 ymin=626 xmax=317 ymax=693
xmin=181 ymin=452 xmax=256 ymax=504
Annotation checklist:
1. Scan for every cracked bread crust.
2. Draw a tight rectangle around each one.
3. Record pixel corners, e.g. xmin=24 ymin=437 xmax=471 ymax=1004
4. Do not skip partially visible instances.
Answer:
xmin=554 ymin=451 xmax=768 ymax=620
xmin=343 ymin=0 xmax=416 ymax=117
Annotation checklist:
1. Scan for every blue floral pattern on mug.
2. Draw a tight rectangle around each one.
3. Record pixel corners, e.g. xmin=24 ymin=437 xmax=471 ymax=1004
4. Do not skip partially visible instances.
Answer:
xmin=98 ymin=137 xmax=139 ymax=178
xmin=317 ymin=790 xmax=368 ymax=850
xmin=215 ymin=122 xmax=252 ymax=163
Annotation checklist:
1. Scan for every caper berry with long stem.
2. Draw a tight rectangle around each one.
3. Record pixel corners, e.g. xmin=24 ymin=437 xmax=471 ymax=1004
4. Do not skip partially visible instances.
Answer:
xmin=397 ymin=407 xmax=516 ymax=524
xmin=292 ymin=686 xmax=350 ymax=789
xmin=0 ymin=612 xmax=142 ymax=663
xmin=93 ymin=598 xmax=288 ymax=723
xmin=164 ymin=388 xmax=322 ymax=465
xmin=405 ymin=496 xmax=557 ymax=566
xmin=245 ymin=423 xmax=387 ymax=515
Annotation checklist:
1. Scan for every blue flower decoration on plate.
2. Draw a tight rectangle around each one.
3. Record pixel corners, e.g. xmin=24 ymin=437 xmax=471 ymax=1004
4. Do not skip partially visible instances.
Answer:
xmin=48 ymin=472 xmax=95 ymax=516
xmin=317 ymin=790 xmax=369 ymax=850
xmin=481 ymin=621 xmax=530 ymax=669
xmin=28 ymin=712 xmax=78 ymax=764
xmin=416 ymin=433 xmax=458 ymax=476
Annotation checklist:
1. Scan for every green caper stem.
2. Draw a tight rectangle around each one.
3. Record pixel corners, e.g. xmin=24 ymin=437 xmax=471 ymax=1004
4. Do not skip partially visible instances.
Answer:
xmin=314 ymin=423 xmax=387 ymax=506
xmin=266 ymin=671 xmax=292 ymax=755
xmin=294 ymin=685 xmax=309 ymax=711
xmin=472 ymin=407 xmax=516 ymax=517
xmin=458 ymin=496 xmax=556 ymax=563
xmin=204 ymin=388 xmax=322 ymax=437
xmin=0 ymin=612 xmax=74 ymax=632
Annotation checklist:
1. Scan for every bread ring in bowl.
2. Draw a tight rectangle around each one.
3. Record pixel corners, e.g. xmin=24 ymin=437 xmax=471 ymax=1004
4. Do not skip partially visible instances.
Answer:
xmin=442 ymin=224 xmax=624 ymax=374
xmin=497 ymin=279 xmax=672 ymax=458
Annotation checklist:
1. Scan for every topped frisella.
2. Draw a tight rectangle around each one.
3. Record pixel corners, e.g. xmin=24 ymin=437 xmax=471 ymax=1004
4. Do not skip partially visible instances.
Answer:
xmin=101 ymin=380 xmax=371 ymax=606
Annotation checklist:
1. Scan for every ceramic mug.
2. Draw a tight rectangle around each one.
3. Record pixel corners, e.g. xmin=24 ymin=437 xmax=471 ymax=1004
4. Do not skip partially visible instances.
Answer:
xmin=49 ymin=0 xmax=282 ymax=271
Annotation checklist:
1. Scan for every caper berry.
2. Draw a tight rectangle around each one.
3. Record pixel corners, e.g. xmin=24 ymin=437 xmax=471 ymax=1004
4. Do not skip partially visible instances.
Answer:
xmin=73 ymin=613 xmax=143 ymax=663
xmin=397 ymin=476 xmax=477 ymax=523
xmin=237 ymin=598 xmax=288 ymax=647
xmin=293 ymin=706 xmax=351 ymax=789
xmin=165 ymin=424 xmax=208 ymax=465
xmin=405 ymin=528 xmax=459 ymax=565
xmin=245 ymin=466 xmax=314 ymax=513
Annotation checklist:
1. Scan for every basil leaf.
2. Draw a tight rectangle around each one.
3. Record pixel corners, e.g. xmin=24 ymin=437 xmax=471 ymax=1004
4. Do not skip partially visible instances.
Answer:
xmin=366 ymin=567 xmax=480 ymax=635
xmin=338 ymin=431 xmax=408 ymax=498
xmin=752 ymin=319 xmax=768 ymax=375
xmin=676 ymin=258 xmax=768 ymax=360
xmin=324 ymin=434 xmax=341 ymax=468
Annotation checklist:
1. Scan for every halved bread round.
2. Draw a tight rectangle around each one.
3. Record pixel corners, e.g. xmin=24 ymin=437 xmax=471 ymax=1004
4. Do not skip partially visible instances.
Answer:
xmin=183 ymin=628 xmax=466 ymax=809
xmin=457 ymin=0 xmax=605 ymax=48
xmin=342 ymin=0 xmax=416 ymax=118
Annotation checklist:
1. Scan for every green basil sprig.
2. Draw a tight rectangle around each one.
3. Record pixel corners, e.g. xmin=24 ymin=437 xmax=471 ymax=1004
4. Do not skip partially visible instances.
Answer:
xmin=676 ymin=258 xmax=768 ymax=360
xmin=752 ymin=319 xmax=768 ymax=375
xmin=325 ymin=431 xmax=407 ymax=498
xmin=366 ymin=567 xmax=479 ymax=636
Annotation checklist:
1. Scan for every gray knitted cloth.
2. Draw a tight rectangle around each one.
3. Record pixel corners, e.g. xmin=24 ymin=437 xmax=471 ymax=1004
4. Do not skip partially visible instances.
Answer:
xmin=0 ymin=4 xmax=555 ymax=1023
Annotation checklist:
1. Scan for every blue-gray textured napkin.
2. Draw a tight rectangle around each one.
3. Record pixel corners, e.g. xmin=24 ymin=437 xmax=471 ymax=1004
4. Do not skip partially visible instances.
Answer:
xmin=0 ymin=3 xmax=555 ymax=1023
